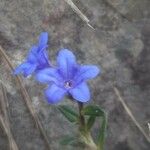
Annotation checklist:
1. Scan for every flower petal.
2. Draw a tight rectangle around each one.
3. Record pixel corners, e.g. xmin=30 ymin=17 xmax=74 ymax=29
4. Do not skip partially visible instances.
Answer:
xmin=45 ymin=84 xmax=66 ymax=104
xmin=37 ymin=49 xmax=50 ymax=67
xmin=38 ymin=32 xmax=48 ymax=49
xmin=35 ymin=68 xmax=62 ymax=84
xmin=69 ymin=82 xmax=90 ymax=102
xmin=14 ymin=62 xmax=37 ymax=77
xmin=27 ymin=46 xmax=38 ymax=63
xmin=24 ymin=64 xmax=37 ymax=77
xmin=57 ymin=49 xmax=77 ymax=79
xmin=75 ymin=65 xmax=100 ymax=83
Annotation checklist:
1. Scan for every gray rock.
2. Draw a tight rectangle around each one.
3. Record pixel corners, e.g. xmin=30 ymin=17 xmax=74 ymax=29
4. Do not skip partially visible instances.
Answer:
xmin=0 ymin=0 xmax=150 ymax=149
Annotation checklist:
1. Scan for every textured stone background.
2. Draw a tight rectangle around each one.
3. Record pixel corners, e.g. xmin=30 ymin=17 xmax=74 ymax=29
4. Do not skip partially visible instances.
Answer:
xmin=0 ymin=0 xmax=150 ymax=150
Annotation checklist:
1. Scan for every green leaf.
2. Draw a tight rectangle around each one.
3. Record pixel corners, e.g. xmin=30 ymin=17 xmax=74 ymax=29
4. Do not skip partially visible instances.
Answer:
xmin=59 ymin=135 xmax=85 ymax=149
xmin=86 ymin=116 xmax=96 ymax=131
xmin=97 ymin=112 xmax=107 ymax=150
xmin=82 ymin=105 xmax=104 ymax=117
xmin=69 ymin=140 xmax=85 ymax=149
xmin=59 ymin=135 xmax=76 ymax=145
xmin=82 ymin=105 xmax=107 ymax=150
xmin=58 ymin=105 xmax=78 ymax=123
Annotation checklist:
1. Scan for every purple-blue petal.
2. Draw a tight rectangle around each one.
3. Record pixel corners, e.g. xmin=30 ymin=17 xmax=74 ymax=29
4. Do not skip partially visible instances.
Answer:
xmin=35 ymin=68 xmax=62 ymax=84
xmin=75 ymin=65 xmax=100 ymax=83
xmin=38 ymin=32 xmax=48 ymax=49
xmin=45 ymin=84 xmax=66 ymax=104
xmin=27 ymin=46 xmax=38 ymax=63
xmin=23 ymin=64 xmax=37 ymax=77
xmin=57 ymin=49 xmax=77 ymax=79
xmin=37 ymin=49 xmax=50 ymax=67
xmin=14 ymin=62 xmax=29 ymax=75
xmin=69 ymin=82 xmax=90 ymax=102
xmin=14 ymin=62 xmax=37 ymax=77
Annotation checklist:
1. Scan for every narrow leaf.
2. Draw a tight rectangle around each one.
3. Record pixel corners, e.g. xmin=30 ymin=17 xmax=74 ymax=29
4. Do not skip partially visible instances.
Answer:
xmin=97 ymin=112 xmax=107 ymax=150
xmin=59 ymin=135 xmax=85 ymax=148
xmin=82 ymin=105 xmax=104 ymax=117
xmin=86 ymin=116 xmax=96 ymax=131
xmin=58 ymin=105 xmax=78 ymax=123
xmin=82 ymin=105 xmax=107 ymax=150
xmin=59 ymin=135 xmax=76 ymax=145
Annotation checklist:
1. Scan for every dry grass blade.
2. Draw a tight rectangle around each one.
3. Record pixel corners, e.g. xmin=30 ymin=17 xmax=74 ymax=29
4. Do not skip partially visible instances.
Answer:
xmin=148 ymin=123 xmax=150 ymax=137
xmin=113 ymin=87 xmax=150 ymax=143
xmin=64 ymin=0 xmax=95 ymax=30
xmin=0 ymin=116 xmax=19 ymax=150
xmin=102 ymin=0 xmax=131 ymax=22
xmin=0 ymin=46 xmax=51 ymax=150
xmin=0 ymin=83 xmax=19 ymax=150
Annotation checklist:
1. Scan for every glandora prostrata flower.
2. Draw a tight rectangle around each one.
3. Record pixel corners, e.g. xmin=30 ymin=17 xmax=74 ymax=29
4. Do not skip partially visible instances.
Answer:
xmin=36 ymin=49 xmax=100 ymax=103
xmin=14 ymin=32 xmax=50 ymax=77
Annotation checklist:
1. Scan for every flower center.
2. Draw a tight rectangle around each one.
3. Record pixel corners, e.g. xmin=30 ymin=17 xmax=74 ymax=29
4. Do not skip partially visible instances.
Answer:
xmin=64 ymin=80 xmax=73 ymax=89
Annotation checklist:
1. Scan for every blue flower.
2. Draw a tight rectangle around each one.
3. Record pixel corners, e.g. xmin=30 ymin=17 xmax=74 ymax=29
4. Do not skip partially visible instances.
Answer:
xmin=14 ymin=32 xmax=50 ymax=77
xmin=36 ymin=49 xmax=100 ymax=104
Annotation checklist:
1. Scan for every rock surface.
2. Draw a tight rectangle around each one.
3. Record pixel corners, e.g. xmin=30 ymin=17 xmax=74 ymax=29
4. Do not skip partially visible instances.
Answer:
xmin=0 ymin=0 xmax=150 ymax=150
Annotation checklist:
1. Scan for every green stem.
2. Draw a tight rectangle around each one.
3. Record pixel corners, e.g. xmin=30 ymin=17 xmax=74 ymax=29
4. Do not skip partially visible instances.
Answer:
xmin=77 ymin=102 xmax=97 ymax=150
xmin=78 ymin=102 xmax=85 ymax=129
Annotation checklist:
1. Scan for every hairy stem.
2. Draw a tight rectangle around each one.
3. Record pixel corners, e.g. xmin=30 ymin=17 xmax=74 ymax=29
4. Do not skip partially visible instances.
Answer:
xmin=77 ymin=102 xmax=97 ymax=150
xmin=78 ymin=102 xmax=85 ymax=128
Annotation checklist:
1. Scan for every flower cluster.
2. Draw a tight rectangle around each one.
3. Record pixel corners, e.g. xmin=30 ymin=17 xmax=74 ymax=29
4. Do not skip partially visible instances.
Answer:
xmin=14 ymin=32 xmax=100 ymax=104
